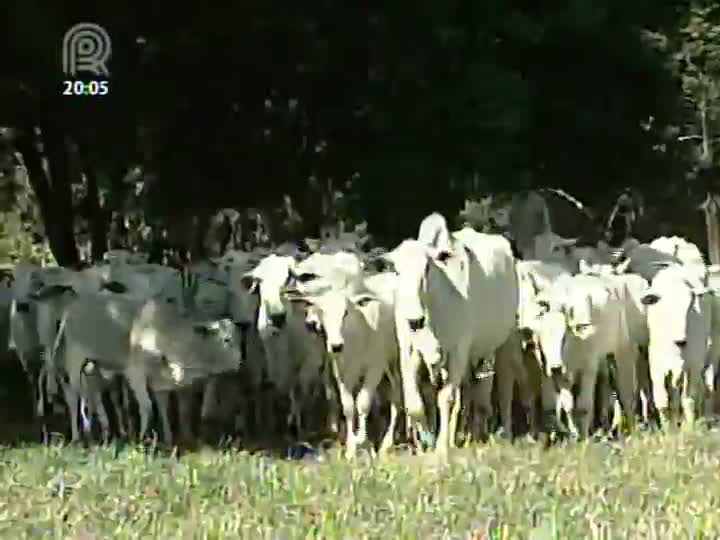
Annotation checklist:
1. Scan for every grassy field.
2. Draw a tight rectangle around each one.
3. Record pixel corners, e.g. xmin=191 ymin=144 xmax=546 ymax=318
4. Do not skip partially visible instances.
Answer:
xmin=0 ymin=429 xmax=719 ymax=539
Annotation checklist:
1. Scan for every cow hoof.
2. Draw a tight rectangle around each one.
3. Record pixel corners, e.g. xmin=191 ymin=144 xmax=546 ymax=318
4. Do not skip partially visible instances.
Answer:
xmin=418 ymin=430 xmax=436 ymax=450
xmin=493 ymin=427 xmax=512 ymax=442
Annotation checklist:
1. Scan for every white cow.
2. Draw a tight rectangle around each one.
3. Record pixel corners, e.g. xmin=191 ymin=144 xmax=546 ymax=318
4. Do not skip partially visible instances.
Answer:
xmin=515 ymin=261 xmax=572 ymax=434
xmin=201 ymin=248 xmax=279 ymax=439
xmin=578 ymin=258 xmax=654 ymax=425
xmin=533 ymin=274 xmax=641 ymax=437
xmin=51 ymin=290 xmax=242 ymax=444
xmin=705 ymin=266 xmax=720 ymax=416
xmin=640 ymin=262 xmax=712 ymax=428
xmin=293 ymin=251 xmax=442 ymax=446
xmin=128 ymin=302 xmax=242 ymax=443
xmin=244 ymin=254 xmax=326 ymax=436
xmin=40 ymin=263 xmax=202 ymax=441
xmin=47 ymin=292 xmax=141 ymax=440
xmin=384 ymin=225 xmax=522 ymax=454
xmin=286 ymin=283 xmax=401 ymax=458
xmin=624 ymin=236 xmax=706 ymax=283
xmin=8 ymin=262 xmax=43 ymax=375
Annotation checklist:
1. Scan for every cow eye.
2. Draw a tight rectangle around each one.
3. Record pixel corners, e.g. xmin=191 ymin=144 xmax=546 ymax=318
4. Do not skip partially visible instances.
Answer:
xmin=573 ymin=323 xmax=591 ymax=334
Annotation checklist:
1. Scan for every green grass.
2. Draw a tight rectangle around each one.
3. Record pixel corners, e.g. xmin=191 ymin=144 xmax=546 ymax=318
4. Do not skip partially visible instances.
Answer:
xmin=1 ymin=430 xmax=720 ymax=539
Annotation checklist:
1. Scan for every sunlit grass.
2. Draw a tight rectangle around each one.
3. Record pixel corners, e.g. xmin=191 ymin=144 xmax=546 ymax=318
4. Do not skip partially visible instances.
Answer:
xmin=0 ymin=429 xmax=719 ymax=538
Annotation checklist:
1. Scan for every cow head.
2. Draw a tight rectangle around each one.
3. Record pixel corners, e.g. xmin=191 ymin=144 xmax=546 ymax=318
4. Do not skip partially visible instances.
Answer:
xmin=532 ymin=281 xmax=596 ymax=377
xmin=245 ymin=254 xmax=296 ymax=331
xmin=640 ymin=264 xmax=711 ymax=353
xmin=285 ymin=288 xmax=380 ymax=354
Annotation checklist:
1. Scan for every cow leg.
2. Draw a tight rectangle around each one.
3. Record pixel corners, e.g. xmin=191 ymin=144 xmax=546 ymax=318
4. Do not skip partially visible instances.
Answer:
xmin=650 ymin=356 xmax=676 ymax=429
xmin=336 ymin=380 xmax=357 ymax=459
xmin=574 ymin=368 xmax=598 ymax=439
xmin=199 ymin=378 xmax=219 ymax=426
xmin=495 ymin=336 xmax=521 ymax=438
xmin=614 ymin=348 xmax=638 ymax=434
xmin=89 ymin=388 xmax=111 ymax=443
xmin=636 ymin=353 xmax=654 ymax=426
xmin=518 ymin=348 xmax=542 ymax=439
xmin=155 ymin=391 xmax=174 ymax=446
xmin=329 ymin=358 xmax=356 ymax=458
xmin=288 ymin=387 xmax=302 ymax=438
xmin=436 ymin=347 xmax=467 ymax=456
xmin=108 ymin=383 xmax=127 ymax=438
xmin=472 ymin=377 xmax=493 ymax=442
xmin=448 ymin=384 xmax=461 ymax=448
xmin=401 ymin=348 xmax=431 ymax=450
xmin=540 ymin=375 xmax=560 ymax=437
xmin=594 ymin=361 xmax=612 ymax=433
xmin=355 ymin=369 xmax=383 ymax=451
xmin=436 ymin=382 xmax=459 ymax=456
xmin=682 ymin=363 xmax=703 ymax=429
xmin=251 ymin=386 xmax=263 ymax=437
xmin=379 ymin=373 xmax=402 ymax=454
xmin=121 ymin=382 xmax=137 ymax=438
xmin=177 ymin=388 xmax=195 ymax=444
xmin=125 ymin=367 xmax=153 ymax=442
xmin=324 ymin=369 xmax=340 ymax=436
xmin=60 ymin=379 xmax=81 ymax=442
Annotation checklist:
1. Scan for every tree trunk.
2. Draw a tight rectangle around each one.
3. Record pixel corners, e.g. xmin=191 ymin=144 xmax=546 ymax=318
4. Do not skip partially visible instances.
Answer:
xmin=702 ymin=192 xmax=720 ymax=266
xmin=73 ymin=134 xmax=110 ymax=263
xmin=84 ymin=168 xmax=110 ymax=262
xmin=14 ymin=127 xmax=79 ymax=267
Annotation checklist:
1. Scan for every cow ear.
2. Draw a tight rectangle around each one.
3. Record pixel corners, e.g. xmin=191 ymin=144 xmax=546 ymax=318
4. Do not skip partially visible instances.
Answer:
xmin=640 ymin=292 xmax=661 ymax=306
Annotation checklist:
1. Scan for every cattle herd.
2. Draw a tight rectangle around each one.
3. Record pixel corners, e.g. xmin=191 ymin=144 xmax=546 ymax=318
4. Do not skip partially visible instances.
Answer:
xmin=2 ymin=188 xmax=720 ymax=460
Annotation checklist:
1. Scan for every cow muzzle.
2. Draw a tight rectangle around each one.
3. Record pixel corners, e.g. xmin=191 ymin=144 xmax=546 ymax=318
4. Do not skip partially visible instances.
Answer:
xmin=329 ymin=342 xmax=344 ymax=354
